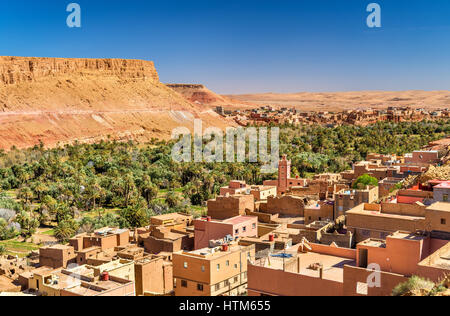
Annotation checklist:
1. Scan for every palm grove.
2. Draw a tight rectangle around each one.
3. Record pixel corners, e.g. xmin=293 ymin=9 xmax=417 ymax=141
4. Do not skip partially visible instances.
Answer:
xmin=0 ymin=120 xmax=448 ymax=244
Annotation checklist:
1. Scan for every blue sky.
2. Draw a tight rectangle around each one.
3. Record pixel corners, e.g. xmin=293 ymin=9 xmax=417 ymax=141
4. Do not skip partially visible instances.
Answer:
xmin=1 ymin=0 xmax=450 ymax=94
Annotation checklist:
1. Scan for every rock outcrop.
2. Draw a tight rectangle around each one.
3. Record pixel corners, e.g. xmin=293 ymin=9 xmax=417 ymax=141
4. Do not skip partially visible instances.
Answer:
xmin=0 ymin=57 xmax=159 ymax=85
xmin=0 ymin=57 xmax=235 ymax=150
xmin=166 ymin=83 xmax=250 ymax=108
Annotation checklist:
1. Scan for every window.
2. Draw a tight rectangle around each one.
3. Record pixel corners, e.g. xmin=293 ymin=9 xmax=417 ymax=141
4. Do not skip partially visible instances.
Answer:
xmin=181 ymin=280 xmax=188 ymax=288
xmin=225 ymin=280 xmax=230 ymax=286
xmin=242 ymin=226 xmax=247 ymax=232
xmin=234 ymin=264 xmax=238 ymax=269
xmin=252 ymin=223 xmax=256 ymax=229
xmin=444 ymin=195 xmax=449 ymax=202
xmin=174 ymin=278 xmax=177 ymax=288
xmin=217 ymin=264 xmax=220 ymax=271
xmin=184 ymin=262 xmax=188 ymax=269
xmin=201 ymin=265 xmax=205 ymax=272
xmin=235 ymin=229 xmax=239 ymax=234
xmin=442 ymin=218 xmax=447 ymax=225
xmin=234 ymin=276 xmax=238 ymax=283
xmin=356 ymin=282 xmax=368 ymax=295
xmin=215 ymin=284 xmax=220 ymax=291
xmin=197 ymin=284 xmax=204 ymax=292
xmin=226 ymin=260 xmax=230 ymax=267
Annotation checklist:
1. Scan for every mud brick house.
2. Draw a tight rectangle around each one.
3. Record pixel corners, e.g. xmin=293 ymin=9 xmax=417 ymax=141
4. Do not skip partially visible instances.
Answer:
xmin=194 ymin=216 xmax=258 ymax=250
xmin=150 ymin=213 xmax=193 ymax=227
xmin=207 ymin=194 xmax=255 ymax=220
xmin=259 ymin=195 xmax=305 ymax=217
xmin=378 ymin=177 xmax=404 ymax=198
xmin=432 ymin=181 xmax=450 ymax=202
xmin=69 ymin=227 xmax=130 ymax=252
xmin=22 ymin=265 xmax=135 ymax=296
xmin=346 ymin=201 xmax=450 ymax=243
xmin=143 ymin=226 xmax=194 ymax=254
xmin=404 ymin=151 xmax=440 ymax=165
xmin=219 ymin=180 xmax=277 ymax=201
xmin=304 ymin=201 xmax=334 ymax=224
xmin=395 ymin=188 xmax=434 ymax=204
xmin=134 ymin=255 xmax=173 ymax=296
xmin=39 ymin=244 xmax=77 ymax=269
xmin=334 ymin=186 xmax=379 ymax=217
xmin=247 ymin=230 xmax=450 ymax=296
xmin=173 ymin=243 xmax=255 ymax=296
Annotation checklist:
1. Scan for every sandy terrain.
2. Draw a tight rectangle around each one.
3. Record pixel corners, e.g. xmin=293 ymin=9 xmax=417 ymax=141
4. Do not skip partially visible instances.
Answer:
xmin=226 ymin=90 xmax=450 ymax=111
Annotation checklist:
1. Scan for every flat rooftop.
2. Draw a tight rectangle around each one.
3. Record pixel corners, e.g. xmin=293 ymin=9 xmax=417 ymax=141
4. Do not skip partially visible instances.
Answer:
xmin=347 ymin=209 xmax=425 ymax=221
xmin=223 ymin=216 xmax=256 ymax=225
xmin=388 ymin=231 xmax=427 ymax=241
xmin=359 ymin=239 xmax=386 ymax=248
xmin=41 ymin=244 xmax=73 ymax=250
xmin=434 ymin=249 xmax=450 ymax=269
xmin=66 ymin=278 xmax=130 ymax=296
xmin=152 ymin=213 xmax=191 ymax=220
xmin=257 ymin=251 xmax=355 ymax=283
xmin=427 ymin=202 xmax=450 ymax=213
xmin=179 ymin=244 xmax=246 ymax=260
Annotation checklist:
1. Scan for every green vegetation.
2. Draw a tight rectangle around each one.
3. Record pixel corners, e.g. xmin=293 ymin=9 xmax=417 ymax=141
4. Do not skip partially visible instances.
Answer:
xmin=352 ymin=174 xmax=379 ymax=189
xmin=392 ymin=276 xmax=438 ymax=296
xmin=0 ymin=244 xmax=6 ymax=255
xmin=277 ymin=120 xmax=449 ymax=177
xmin=0 ymin=239 xmax=41 ymax=257
xmin=0 ymin=120 xmax=446 ymax=245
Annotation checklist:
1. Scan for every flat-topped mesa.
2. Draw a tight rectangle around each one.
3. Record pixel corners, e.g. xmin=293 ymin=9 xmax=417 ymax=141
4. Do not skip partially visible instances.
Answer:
xmin=166 ymin=84 xmax=206 ymax=89
xmin=0 ymin=56 xmax=160 ymax=85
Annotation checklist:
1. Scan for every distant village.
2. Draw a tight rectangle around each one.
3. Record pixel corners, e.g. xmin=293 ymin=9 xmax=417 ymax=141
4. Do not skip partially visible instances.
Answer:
xmin=1 ymin=136 xmax=449 ymax=296
xmin=215 ymin=106 xmax=450 ymax=127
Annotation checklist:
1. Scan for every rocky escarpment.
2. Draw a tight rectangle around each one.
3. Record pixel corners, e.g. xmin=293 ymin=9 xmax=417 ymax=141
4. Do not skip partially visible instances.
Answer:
xmin=0 ymin=56 xmax=196 ymax=112
xmin=0 ymin=57 xmax=236 ymax=150
xmin=0 ymin=57 xmax=160 ymax=85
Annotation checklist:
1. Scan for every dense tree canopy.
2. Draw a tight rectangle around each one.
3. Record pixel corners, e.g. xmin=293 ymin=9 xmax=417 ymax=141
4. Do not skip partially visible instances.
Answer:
xmin=0 ymin=120 xmax=447 ymax=240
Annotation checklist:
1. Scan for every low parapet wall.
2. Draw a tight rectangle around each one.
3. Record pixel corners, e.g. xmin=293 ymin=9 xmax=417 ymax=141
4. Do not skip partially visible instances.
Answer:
xmin=309 ymin=243 xmax=357 ymax=260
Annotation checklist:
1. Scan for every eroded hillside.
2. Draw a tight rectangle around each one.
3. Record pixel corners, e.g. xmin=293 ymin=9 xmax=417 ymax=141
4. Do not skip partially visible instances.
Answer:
xmin=0 ymin=57 xmax=234 ymax=150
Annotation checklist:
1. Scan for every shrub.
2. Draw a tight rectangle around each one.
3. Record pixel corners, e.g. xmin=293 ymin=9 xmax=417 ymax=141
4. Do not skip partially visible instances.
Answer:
xmin=392 ymin=276 xmax=435 ymax=296
xmin=353 ymin=174 xmax=378 ymax=190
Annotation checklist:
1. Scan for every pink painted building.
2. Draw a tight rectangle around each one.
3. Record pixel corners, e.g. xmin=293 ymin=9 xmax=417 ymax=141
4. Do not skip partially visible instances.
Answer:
xmin=194 ymin=216 xmax=258 ymax=250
